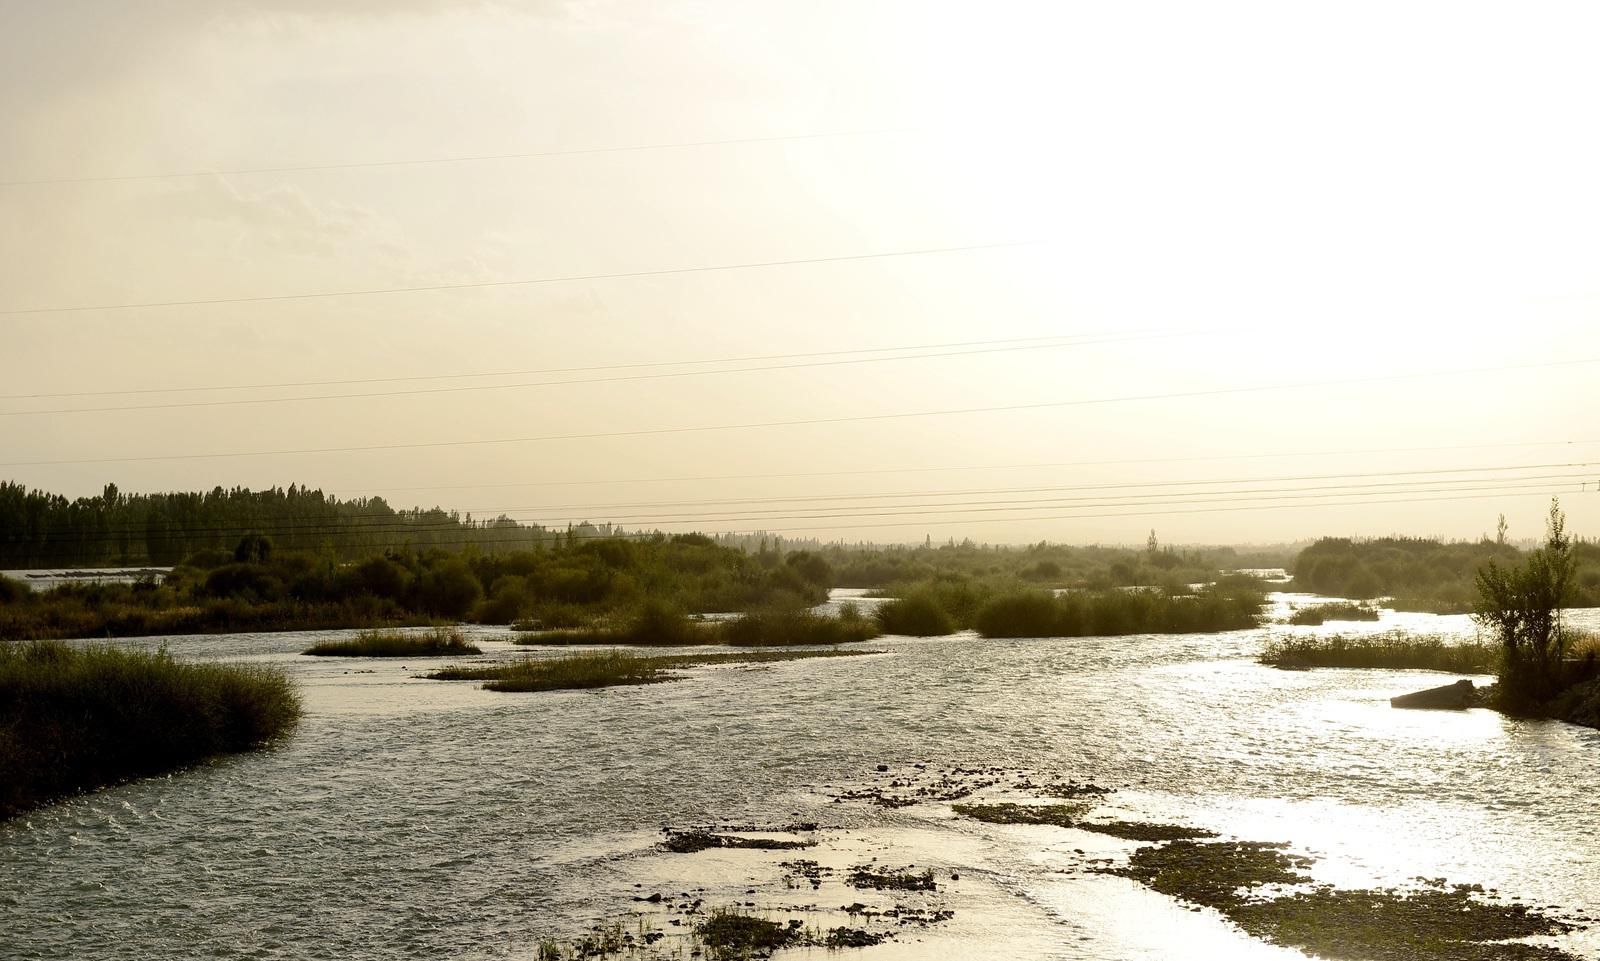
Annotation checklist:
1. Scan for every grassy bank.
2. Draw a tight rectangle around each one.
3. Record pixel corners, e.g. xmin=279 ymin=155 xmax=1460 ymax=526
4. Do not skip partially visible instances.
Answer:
xmin=1 ymin=641 xmax=300 ymax=819
xmin=303 ymin=626 xmax=481 ymax=657
xmin=426 ymin=648 xmax=878 ymax=693
xmin=1259 ymin=632 xmax=1498 ymax=674
xmin=516 ymin=603 xmax=880 ymax=648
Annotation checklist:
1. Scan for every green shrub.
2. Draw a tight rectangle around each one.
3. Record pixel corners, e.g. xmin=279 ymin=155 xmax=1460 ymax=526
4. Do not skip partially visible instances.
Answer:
xmin=1475 ymin=501 xmax=1577 ymax=708
xmin=874 ymin=593 xmax=956 ymax=636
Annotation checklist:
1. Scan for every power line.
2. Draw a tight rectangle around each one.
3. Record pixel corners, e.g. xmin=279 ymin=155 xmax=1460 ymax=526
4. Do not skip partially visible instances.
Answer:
xmin=350 ymin=438 xmax=1600 ymax=496
xmin=0 ymin=240 xmax=1034 ymax=316
xmin=10 ymin=481 xmax=1586 ymax=554
xmin=546 ymin=476 xmax=1591 ymax=527
xmin=0 ymin=333 xmax=1102 ymax=401
xmin=403 ymin=461 xmax=1600 ymax=516
xmin=6 ymin=355 xmax=1595 ymax=469
xmin=745 ymin=487 xmax=1587 ymax=537
xmin=0 ymin=333 xmax=1180 ymax=417
xmin=0 ymin=128 xmax=892 ymax=188
xmin=13 ymin=470 xmax=1592 ymax=545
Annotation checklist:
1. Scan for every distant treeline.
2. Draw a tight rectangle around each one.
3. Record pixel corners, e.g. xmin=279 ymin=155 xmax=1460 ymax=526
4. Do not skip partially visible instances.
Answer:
xmin=0 ymin=481 xmax=619 ymax=567
xmin=820 ymin=539 xmax=1292 ymax=592
xmin=0 ymin=533 xmax=834 ymax=641
xmin=1292 ymin=536 xmax=1600 ymax=611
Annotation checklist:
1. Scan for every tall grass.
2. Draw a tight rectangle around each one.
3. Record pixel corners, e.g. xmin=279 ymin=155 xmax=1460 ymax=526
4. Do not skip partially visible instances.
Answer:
xmin=975 ymin=588 xmax=1263 ymax=638
xmin=874 ymin=593 xmax=957 ymax=636
xmin=0 ymin=641 xmax=301 ymax=819
xmin=1259 ymin=631 xmax=1498 ymax=674
xmin=303 ymin=626 xmax=481 ymax=657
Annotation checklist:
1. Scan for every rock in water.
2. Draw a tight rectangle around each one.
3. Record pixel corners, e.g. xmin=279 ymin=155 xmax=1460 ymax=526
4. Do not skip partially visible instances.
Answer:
xmin=1391 ymin=679 xmax=1474 ymax=710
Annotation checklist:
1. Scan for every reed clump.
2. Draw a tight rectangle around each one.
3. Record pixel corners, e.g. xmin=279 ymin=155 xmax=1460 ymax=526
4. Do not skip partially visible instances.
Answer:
xmin=1259 ymin=631 xmax=1498 ymax=674
xmin=302 ymin=626 xmax=481 ymax=657
xmin=1286 ymin=602 xmax=1381 ymax=626
xmin=0 ymin=641 xmax=301 ymax=819
xmin=873 ymin=593 xmax=956 ymax=636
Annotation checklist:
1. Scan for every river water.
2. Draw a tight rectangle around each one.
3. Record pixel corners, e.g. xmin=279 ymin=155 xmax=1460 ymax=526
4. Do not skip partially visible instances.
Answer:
xmin=3 ymin=591 xmax=1598 ymax=960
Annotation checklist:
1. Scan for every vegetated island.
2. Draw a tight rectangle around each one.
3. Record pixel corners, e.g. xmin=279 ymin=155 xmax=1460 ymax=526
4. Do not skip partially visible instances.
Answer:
xmin=303 ymin=626 xmax=482 ymax=657
xmin=1260 ymin=632 xmax=1499 ymax=674
xmin=0 ymin=641 xmax=300 ymax=820
xmin=1284 ymin=601 xmax=1381 ymax=625
xmin=424 ymin=648 xmax=879 ymax=693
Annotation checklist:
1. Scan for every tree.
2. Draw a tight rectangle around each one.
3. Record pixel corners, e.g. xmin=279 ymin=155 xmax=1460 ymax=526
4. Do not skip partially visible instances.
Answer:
xmin=234 ymin=532 xmax=274 ymax=565
xmin=1474 ymin=499 xmax=1576 ymax=707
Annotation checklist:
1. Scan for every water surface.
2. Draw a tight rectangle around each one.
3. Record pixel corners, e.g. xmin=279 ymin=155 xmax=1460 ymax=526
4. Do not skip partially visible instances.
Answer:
xmin=4 ymin=594 xmax=1597 ymax=959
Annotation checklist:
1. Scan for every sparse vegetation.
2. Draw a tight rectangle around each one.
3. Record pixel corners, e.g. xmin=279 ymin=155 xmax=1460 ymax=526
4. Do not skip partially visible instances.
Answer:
xmin=517 ymin=602 xmax=881 ymax=648
xmin=953 ymin=801 xmax=1213 ymax=841
xmin=952 ymin=801 xmax=1088 ymax=827
xmin=425 ymin=648 xmax=879 ymax=692
xmin=302 ymin=626 xmax=481 ymax=657
xmin=1259 ymin=632 xmax=1498 ymax=674
xmin=0 ymin=641 xmax=300 ymax=819
xmin=1108 ymin=840 xmax=1583 ymax=961
xmin=697 ymin=910 xmax=800 ymax=958
xmin=846 ymin=866 xmax=937 ymax=892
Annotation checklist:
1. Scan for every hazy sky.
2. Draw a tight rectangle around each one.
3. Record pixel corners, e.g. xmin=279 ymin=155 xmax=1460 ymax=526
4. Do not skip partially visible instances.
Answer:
xmin=2 ymin=0 xmax=1597 ymax=545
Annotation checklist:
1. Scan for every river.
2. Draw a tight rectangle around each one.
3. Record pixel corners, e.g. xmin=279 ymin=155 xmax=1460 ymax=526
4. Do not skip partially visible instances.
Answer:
xmin=3 ymin=591 xmax=1597 ymax=960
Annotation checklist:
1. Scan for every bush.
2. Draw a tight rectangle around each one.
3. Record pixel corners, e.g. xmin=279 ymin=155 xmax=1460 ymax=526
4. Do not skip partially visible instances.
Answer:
xmin=974 ymin=591 xmax=1062 ymax=636
xmin=875 ymin=593 xmax=956 ymax=636
xmin=716 ymin=606 xmax=881 ymax=646
xmin=0 ymin=642 xmax=301 ymax=819
xmin=417 ymin=559 xmax=483 ymax=619
xmin=0 ymin=575 xmax=28 ymax=605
